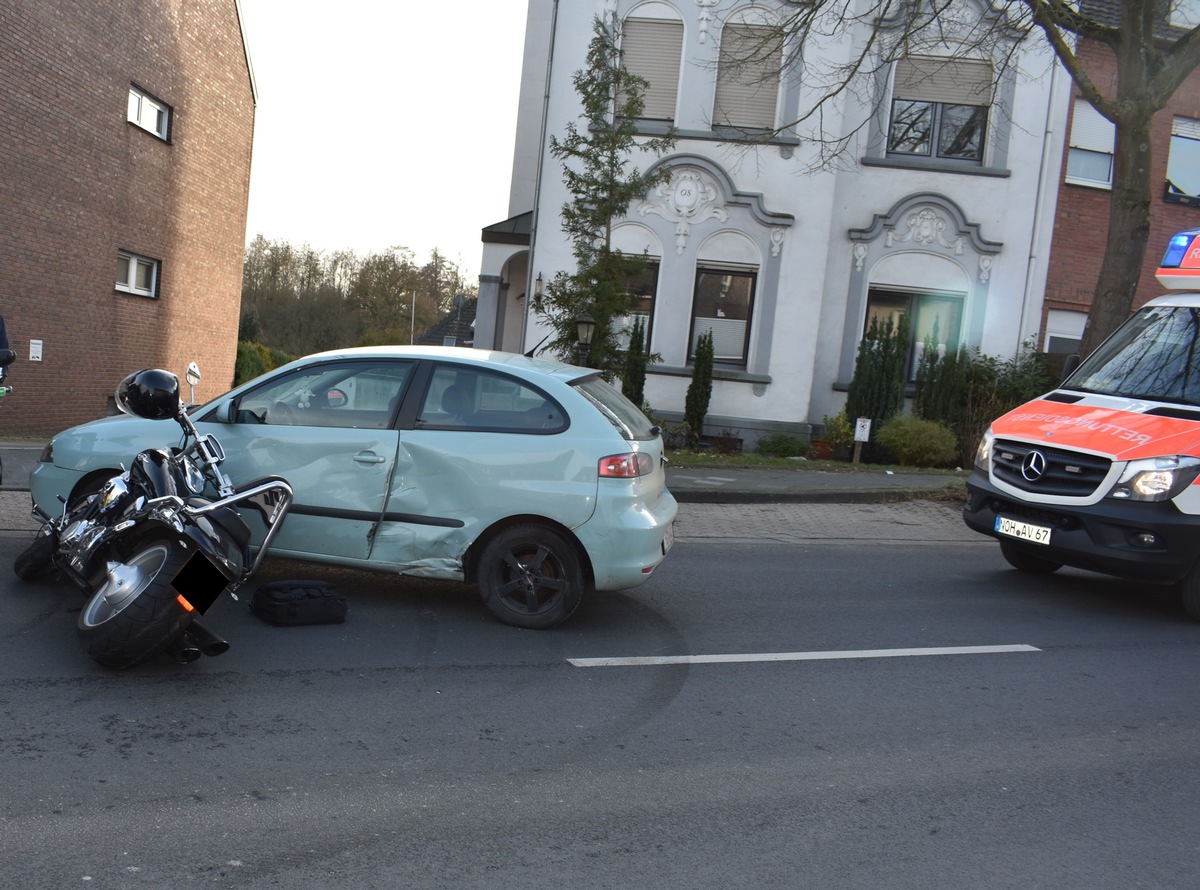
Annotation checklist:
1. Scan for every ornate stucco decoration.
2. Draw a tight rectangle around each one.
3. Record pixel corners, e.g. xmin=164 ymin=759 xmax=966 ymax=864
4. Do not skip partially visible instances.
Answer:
xmin=885 ymin=206 xmax=964 ymax=254
xmin=637 ymin=167 xmax=729 ymax=254
xmin=696 ymin=0 xmax=719 ymax=43
xmin=770 ymin=227 xmax=785 ymax=257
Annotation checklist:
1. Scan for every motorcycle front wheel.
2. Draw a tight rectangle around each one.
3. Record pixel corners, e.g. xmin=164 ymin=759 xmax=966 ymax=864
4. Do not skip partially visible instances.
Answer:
xmin=77 ymin=538 xmax=193 ymax=670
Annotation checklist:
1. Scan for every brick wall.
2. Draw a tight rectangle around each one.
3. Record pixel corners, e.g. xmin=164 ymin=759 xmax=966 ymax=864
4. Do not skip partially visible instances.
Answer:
xmin=1042 ymin=40 xmax=1200 ymax=340
xmin=0 ymin=0 xmax=254 ymax=437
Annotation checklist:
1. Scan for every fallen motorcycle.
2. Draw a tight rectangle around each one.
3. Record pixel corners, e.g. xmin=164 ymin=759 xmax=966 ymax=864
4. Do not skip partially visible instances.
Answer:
xmin=15 ymin=365 xmax=293 ymax=669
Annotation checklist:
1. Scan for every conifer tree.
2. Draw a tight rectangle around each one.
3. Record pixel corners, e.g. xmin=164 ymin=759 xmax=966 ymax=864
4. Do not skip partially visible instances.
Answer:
xmin=533 ymin=13 xmax=675 ymax=374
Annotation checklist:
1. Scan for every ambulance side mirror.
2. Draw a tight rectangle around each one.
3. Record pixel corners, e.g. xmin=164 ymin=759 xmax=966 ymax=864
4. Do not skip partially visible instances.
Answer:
xmin=1061 ymin=353 xmax=1082 ymax=384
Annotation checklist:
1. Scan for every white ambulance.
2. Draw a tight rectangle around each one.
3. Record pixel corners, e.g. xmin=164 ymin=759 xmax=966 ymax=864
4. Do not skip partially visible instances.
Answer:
xmin=964 ymin=229 xmax=1200 ymax=618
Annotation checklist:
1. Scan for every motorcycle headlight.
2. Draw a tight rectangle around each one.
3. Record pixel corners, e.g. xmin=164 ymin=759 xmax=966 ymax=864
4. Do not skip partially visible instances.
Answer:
xmin=1107 ymin=456 xmax=1200 ymax=502
xmin=180 ymin=456 xmax=206 ymax=495
xmin=974 ymin=427 xmax=994 ymax=471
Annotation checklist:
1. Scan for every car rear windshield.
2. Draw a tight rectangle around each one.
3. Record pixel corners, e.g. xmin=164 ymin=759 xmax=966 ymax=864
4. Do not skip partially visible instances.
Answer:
xmin=1067 ymin=305 xmax=1200 ymax=405
xmin=574 ymin=376 xmax=658 ymax=441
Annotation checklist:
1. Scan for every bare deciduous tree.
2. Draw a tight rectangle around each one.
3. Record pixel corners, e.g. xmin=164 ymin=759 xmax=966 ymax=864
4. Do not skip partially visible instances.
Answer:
xmin=735 ymin=0 xmax=1200 ymax=356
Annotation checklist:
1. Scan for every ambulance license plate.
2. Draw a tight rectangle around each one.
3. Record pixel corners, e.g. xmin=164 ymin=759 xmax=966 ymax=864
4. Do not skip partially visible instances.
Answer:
xmin=995 ymin=516 xmax=1052 ymax=545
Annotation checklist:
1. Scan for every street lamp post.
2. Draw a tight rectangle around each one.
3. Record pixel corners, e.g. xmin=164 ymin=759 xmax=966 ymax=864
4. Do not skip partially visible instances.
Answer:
xmin=575 ymin=314 xmax=596 ymax=367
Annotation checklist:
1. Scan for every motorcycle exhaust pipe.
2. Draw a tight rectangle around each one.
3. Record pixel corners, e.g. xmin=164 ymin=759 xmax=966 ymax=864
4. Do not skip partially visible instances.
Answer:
xmin=165 ymin=635 xmax=202 ymax=664
xmin=185 ymin=620 xmax=230 ymax=658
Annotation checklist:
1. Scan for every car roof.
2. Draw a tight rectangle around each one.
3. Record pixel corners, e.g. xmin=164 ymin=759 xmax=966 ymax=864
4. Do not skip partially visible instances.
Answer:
xmin=287 ymin=345 xmax=594 ymax=385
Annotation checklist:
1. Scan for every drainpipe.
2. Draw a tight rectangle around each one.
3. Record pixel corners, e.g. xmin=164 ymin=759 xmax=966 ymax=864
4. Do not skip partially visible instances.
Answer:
xmin=523 ymin=0 xmax=560 ymax=356
xmin=1019 ymin=59 xmax=1063 ymax=356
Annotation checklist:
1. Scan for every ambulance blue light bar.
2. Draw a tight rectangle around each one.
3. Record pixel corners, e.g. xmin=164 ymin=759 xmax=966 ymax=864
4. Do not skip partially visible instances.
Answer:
xmin=1157 ymin=229 xmax=1200 ymax=290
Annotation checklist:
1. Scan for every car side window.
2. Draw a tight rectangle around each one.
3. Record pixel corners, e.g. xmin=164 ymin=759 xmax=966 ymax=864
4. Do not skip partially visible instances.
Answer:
xmin=417 ymin=365 xmax=567 ymax=433
xmin=236 ymin=361 xmax=412 ymax=429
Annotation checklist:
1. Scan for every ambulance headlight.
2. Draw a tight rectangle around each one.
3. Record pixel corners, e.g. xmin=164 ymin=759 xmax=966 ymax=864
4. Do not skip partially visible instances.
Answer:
xmin=974 ymin=427 xmax=994 ymax=470
xmin=1107 ymin=456 xmax=1200 ymax=502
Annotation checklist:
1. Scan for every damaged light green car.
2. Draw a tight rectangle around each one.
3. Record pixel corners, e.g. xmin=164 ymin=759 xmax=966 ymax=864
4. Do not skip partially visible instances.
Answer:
xmin=29 ymin=346 xmax=678 ymax=629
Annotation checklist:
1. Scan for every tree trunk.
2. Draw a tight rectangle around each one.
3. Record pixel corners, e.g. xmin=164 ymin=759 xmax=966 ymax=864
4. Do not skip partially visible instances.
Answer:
xmin=1079 ymin=11 xmax=1157 ymax=358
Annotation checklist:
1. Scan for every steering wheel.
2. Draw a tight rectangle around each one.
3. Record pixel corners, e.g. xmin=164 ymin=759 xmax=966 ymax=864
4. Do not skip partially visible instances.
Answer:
xmin=269 ymin=400 xmax=297 ymax=425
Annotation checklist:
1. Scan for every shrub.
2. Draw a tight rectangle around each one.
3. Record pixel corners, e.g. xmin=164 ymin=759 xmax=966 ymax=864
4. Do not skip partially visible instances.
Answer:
xmin=845 ymin=315 xmax=908 ymax=462
xmin=757 ymin=432 xmax=806 ymax=458
xmin=683 ymin=330 xmax=714 ymax=449
xmin=876 ymin=415 xmax=959 ymax=467
xmin=820 ymin=410 xmax=856 ymax=453
xmin=234 ymin=340 xmax=268 ymax=386
xmin=915 ymin=344 xmax=1051 ymax=467
xmin=621 ymin=316 xmax=648 ymax=408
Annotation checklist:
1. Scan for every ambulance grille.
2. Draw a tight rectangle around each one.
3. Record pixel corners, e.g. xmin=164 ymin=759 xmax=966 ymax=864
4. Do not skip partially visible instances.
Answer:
xmin=992 ymin=440 xmax=1112 ymax=496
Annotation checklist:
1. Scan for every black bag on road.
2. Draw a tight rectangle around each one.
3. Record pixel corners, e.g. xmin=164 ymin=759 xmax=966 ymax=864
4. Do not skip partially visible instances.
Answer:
xmin=250 ymin=580 xmax=347 ymax=626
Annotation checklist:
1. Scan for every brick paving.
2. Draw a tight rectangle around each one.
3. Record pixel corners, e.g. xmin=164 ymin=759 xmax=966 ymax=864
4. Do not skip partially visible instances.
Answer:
xmin=0 ymin=489 xmax=979 ymax=544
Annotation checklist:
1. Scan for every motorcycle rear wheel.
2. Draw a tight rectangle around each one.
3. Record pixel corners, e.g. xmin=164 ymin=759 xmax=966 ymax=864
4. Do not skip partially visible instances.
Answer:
xmin=77 ymin=538 xmax=193 ymax=670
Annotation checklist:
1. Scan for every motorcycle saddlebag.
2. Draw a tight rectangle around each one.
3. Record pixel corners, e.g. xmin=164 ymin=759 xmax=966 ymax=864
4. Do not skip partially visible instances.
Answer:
xmin=250 ymin=580 xmax=347 ymax=626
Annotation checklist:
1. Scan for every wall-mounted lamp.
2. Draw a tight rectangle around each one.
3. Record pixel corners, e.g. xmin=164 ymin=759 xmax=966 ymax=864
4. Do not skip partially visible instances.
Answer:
xmin=534 ymin=272 xmax=543 ymax=298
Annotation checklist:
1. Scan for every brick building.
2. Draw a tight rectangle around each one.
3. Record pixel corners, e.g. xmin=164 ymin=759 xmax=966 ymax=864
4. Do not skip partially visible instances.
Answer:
xmin=0 ymin=0 xmax=255 ymax=437
xmin=1041 ymin=14 xmax=1200 ymax=354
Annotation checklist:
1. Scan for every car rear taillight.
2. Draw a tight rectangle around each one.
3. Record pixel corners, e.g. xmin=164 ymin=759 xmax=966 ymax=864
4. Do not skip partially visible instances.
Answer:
xmin=598 ymin=452 xmax=654 ymax=478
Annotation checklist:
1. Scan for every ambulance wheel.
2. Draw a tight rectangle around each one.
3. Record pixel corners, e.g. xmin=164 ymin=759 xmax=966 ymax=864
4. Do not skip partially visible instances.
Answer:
xmin=1177 ymin=569 xmax=1200 ymax=621
xmin=998 ymin=540 xmax=1061 ymax=575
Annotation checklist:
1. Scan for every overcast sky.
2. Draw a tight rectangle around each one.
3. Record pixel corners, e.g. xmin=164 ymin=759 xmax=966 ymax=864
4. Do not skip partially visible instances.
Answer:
xmin=237 ymin=0 xmax=529 ymax=279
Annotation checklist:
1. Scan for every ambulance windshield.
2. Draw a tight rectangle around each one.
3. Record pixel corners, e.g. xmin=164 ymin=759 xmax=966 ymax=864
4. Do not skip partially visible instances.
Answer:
xmin=1066 ymin=306 xmax=1200 ymax=406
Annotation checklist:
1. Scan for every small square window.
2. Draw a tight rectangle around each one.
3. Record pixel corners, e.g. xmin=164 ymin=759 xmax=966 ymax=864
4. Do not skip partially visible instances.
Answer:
xmin=1065 ymin=100 xmax=1114 ymax=188
xmin=117 ymin=251 xmax=159 ymax=298
xmin=127 ymin=86 xmax=171 ymax=140
xmin=1166 ymin=117 xmax=1200 ymax=206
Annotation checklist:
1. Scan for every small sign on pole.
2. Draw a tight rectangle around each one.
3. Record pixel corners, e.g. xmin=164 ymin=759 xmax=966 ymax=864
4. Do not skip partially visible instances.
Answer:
xmin=852 ymin=417 xmax=871 ymax=464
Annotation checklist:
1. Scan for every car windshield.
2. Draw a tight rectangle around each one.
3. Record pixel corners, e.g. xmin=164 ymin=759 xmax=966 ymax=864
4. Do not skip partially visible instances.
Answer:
xmin=574 ymin=376 xmax=658 ymax=441
xmin=1067 ymin=305 xmax=1200 ymax=406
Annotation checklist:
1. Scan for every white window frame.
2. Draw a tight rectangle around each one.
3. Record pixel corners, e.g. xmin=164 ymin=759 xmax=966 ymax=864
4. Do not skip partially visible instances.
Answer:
xmin=1065 ymin=99 xmax=1115 ymax=189
xmin=127 ymin=85 xmax=171 ymax=140
xmin=886 ymin=58 xmax=992 ymax=165
xmin=1166 ymin=116 xmax=1200 ymax=206
xmin=620 ymin=15 xmax=684 ymax=122
xmin=1170 ymin=0 xmax=1200 ymax=29
xmin=713 ymin=22 xmax=783 ymax=130
xmin=117 ymin=251 xmax=159 ymax=298
xmin=689 ymin=266 xmax=757 ymax=366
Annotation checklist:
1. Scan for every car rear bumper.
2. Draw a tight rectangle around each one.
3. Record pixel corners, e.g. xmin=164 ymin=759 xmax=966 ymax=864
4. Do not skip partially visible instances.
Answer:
xmin=578 ymin=485 xmax=679 ymax=590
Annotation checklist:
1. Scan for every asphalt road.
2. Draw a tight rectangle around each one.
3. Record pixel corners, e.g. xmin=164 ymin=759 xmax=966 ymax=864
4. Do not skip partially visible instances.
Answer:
xmin=2 ymin=506 xmax=1200 ymax=888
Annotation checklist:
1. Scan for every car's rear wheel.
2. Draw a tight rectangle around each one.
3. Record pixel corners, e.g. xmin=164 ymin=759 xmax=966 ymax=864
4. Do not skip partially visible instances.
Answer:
xmin=477 ymin=524 xmax=586 ymax=629
xmin=999 ymin=539 xmax=1062 ymax=574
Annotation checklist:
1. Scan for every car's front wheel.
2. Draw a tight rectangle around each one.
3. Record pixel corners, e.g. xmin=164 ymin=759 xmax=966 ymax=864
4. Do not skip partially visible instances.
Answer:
xmin=1176 ymin=566 xmax=1200 ymax=621
xmin=477 ymin=524 xmax=587 ymax=629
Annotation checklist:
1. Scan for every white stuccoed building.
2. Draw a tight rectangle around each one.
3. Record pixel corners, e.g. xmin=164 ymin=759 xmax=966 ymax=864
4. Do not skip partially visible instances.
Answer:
xmin=478 ymin=0 xmax=1071 ymax=447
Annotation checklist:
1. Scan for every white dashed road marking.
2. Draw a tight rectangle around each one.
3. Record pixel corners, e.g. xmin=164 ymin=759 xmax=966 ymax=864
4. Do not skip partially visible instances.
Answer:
xmin=568 ymin=644 xmax=1041 ymax=668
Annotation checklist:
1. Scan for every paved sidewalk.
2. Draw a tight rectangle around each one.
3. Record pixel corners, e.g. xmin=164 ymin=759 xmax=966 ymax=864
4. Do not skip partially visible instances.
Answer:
xmin=0 ymin=440 xmax=974 ymax=541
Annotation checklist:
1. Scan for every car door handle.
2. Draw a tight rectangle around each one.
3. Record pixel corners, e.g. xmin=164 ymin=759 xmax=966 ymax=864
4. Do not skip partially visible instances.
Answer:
xmin=353 ymin=451 xmax=386 ymax=465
